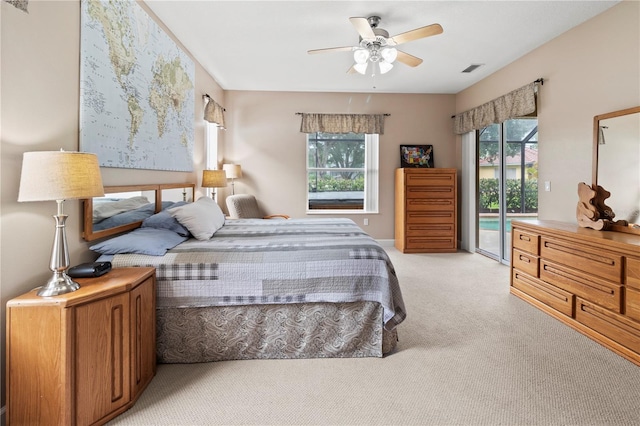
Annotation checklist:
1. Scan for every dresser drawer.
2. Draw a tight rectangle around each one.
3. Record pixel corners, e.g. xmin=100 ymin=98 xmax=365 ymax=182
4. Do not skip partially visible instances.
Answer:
xmin=576 ymin=298 xmax=640 ymax=353
xmin=512 ymin=229 xmax=539 ymax=255
xmin=406 ymin=198 xmax=454 ymax=211
xmin=627 ymin=288 xmax=640 ymax=322
xmin=512 ymin=270 xmax=574 ymax=317
xmin=407 ymin=211 xmax=455 ymax=224
xmin=512 ymin=248 xmax=539 ymax=278
xmin=406 ymin=186 xmax=455 ymax=199
xmin=406 ymin=236 xmax=456 ymax=250
xmin=540 ymin=259 xmax=622 ymax=312
xmin=541 ymin=237 xmax=622 ymax=283
xmin=406 ymin=223 xmax=455 ymax=237
xmin=406 ymin=173 xmax=455 ymax=187
xmin=626 ymin=257 xmax=640 ymax=290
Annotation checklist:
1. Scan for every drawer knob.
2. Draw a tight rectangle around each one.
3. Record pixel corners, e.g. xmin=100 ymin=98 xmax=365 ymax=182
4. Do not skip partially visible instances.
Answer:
xmin=520 ymin=235 xmax=531 ymax=242
xmin=519 ymin=255 xmax=530 ymax=263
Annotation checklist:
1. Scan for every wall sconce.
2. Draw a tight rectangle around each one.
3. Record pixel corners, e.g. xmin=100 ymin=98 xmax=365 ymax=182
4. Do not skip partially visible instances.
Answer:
xmin=18 ymin=150 xmax=105 ymax=296
xmin=202 ymin=169 xmax=227 ymax=200
xmin=222 ymin=163 xmax=242 ymax=195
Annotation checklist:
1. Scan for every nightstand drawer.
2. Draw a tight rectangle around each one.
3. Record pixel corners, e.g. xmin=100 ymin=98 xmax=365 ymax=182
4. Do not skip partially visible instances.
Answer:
xmin=512 ymin=269 xmax=574 ymax=317
xmin=512 ymin=228 xmax=539 ymax=255
xmin=513 ymin=248 xmax=539 ymax=277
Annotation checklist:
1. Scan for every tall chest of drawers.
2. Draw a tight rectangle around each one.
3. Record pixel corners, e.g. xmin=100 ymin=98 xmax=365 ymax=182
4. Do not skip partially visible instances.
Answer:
xmin=394 ymin=168 xmax=457 ymax=253
xmin=510 ymin=220 xmax=640 ymax=366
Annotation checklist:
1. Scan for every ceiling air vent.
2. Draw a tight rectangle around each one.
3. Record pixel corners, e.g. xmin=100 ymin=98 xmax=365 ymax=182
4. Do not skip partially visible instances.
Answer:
xmin=462 ymin=64 xmax=483 ymax=73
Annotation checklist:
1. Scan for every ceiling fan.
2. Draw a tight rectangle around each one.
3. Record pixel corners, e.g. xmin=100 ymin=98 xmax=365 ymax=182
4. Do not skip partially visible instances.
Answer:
xmin=308 ymin=16 xmax=443 ymax=75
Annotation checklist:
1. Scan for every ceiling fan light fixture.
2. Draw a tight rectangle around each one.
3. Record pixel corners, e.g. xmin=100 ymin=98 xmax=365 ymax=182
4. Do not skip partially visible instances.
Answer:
xmin=353 ymin=48 xmax=370 ymax=64
xmin=379 ymin=61 xmax=394 ymax=74
xmin=381 ymin=47 xmax=398 ymax=64
xmin=354 ymin=62 xmax=369 ymax=74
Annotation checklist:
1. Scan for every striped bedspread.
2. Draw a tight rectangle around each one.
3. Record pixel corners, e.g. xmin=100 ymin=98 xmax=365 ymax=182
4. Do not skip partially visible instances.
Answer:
xmin=109 ymin=218 xmax=406 ymax=330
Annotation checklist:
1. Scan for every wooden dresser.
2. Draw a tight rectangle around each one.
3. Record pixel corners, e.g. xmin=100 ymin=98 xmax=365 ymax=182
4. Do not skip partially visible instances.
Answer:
xmin=6 ymin=267 xmax=156 ymax=426
xmin=510 ymin=220 xmax=640 ymax=366
xmin=394 ymin=168 xmax=457 ymax=253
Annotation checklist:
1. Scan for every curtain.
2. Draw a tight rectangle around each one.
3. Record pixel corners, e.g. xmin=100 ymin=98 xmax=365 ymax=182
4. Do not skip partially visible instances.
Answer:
xmin=204 ymin=96 xmax=226 ymax=129
xmin=299 ymin=113 xmax=386 ymax=134
xmin=453 ymin=82 xmax=538 ymax=135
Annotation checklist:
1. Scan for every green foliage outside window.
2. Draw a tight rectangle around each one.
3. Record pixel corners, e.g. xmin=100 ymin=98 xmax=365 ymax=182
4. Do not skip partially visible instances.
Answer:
xmin=479 ymin=178 xmax=538 ymax=213
xmin=308 ymin=173 xmax=364 ymax=192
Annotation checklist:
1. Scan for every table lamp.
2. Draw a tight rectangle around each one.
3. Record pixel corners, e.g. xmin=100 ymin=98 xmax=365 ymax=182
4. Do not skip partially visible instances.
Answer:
xmin=222 ymin=163 xmax=242 ymax=195
xmin=18 ymin=150 xmax=105 ymax=296
xmin=202 ymin=169 xmax=227 ymax=200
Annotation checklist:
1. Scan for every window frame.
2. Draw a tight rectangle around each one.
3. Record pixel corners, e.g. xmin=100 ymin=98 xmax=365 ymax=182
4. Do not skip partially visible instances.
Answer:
xmin=305 ymin=132 xmax=379 ymax=214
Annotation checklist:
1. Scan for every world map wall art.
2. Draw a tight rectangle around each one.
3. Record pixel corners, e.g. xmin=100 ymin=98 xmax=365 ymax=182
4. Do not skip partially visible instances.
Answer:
xmin=80 ymin=0 xmax=195 ymax=171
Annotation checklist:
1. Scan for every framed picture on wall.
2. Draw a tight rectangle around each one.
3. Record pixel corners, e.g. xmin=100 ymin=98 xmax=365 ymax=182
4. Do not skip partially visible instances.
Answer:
xmin=400 ymin=145 xmax=434 ymax=168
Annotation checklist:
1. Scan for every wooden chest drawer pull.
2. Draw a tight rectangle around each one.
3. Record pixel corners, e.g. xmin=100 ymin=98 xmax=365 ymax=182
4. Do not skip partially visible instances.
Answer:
xmin=409 ymin=200 xmax=452 ymax=206
xmin=519 ymin=255 xmax=531 ymax=263
xmin=543 ymin=241 xmax=615 ymax=266
xmin=580 ymin=303 xmax=639 ymax=336
xmin=410 ymin=225 xmax=451 ymax=231
xmin=519 ymin=235 xmax=531 ymax=242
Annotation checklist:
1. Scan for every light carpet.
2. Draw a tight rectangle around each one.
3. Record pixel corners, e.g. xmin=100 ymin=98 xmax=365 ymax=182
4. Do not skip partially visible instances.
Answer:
xmin=109 ymin=249 xmax=640 ymax=426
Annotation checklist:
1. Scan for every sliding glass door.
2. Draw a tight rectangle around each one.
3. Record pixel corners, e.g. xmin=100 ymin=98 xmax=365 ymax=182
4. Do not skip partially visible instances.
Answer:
xmin=477 ymin=119 xmax=538 ymax=263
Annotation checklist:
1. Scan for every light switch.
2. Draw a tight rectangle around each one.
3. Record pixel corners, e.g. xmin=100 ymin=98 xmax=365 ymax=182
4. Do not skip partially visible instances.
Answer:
xmin=544 ymin=181 xmax=551 ymax=192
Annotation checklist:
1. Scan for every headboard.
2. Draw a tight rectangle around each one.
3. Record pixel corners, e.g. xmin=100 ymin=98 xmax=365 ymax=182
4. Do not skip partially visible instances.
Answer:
xmin=83 ymin=183 xmax=195 ymax=241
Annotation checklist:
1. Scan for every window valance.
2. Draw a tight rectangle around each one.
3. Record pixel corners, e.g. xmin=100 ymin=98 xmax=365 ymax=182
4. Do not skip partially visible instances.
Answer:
xmin=203 ymin=95 xmax=226 ymax=129
xmin=299 ymin=113 xmax=386 ymax=134
xmin=453 ymin=82 xmax=539 ymax=135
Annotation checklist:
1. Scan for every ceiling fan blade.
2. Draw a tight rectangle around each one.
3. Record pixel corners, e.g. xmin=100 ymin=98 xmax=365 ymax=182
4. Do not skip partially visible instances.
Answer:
xmin=349 ymin=17 xmax=376 ymax=40
xmin=389 ymin=23 xmax=443 ymax=46
xmin=347 ymin=65 xmax=358 ymax=74
xmin=308 ymin=46 xmax=355 ymax=55
xmin=396 ymin=50 xmax=424 ymax=67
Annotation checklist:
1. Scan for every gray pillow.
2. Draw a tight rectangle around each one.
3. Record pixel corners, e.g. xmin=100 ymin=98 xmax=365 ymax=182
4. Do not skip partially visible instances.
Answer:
xmin=168 ymin=196 xmax=225 ymax=240
xmin=90 ymin=228 xmax=188 ymax=256
xmin=141 ymin=203 xmax=190 ymax=237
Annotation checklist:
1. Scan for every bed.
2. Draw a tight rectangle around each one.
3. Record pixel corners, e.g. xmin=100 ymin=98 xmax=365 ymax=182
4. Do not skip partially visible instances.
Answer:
xmin=86 ymin=189 xmax=406 ymax=363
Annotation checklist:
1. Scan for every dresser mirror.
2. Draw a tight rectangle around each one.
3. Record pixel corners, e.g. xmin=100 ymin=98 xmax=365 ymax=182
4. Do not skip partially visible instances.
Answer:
xmin=593 ymin=106 xmax=640 ymax=234
xmin=83 ymin=183 xmax=194 ymax=241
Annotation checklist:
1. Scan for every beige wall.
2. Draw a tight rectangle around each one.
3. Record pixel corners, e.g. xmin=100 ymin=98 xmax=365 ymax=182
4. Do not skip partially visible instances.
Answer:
xmin=222 ymin=90 xmax=456 ymax=238
xmin=1 ymin=0 xmax=639 ymax=415
xmin=455 ymin=0 xmax=640 ymax=224
xmin=0 ymin=0 xmax=224 ymax=409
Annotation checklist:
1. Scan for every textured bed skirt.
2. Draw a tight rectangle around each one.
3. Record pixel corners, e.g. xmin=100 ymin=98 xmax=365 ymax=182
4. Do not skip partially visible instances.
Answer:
xmin=156 ymin=301 xmax=398 ymax=363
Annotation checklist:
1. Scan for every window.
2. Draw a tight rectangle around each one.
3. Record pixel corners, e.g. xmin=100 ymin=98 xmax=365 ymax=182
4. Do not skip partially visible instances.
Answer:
xmin=306 ymin=132 xmax=378 ymax=213
xmin=204 ymin=122 xmax=220 ymax=198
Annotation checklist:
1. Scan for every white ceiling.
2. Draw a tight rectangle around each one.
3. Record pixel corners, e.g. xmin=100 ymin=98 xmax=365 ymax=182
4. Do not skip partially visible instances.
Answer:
xmin=145 ymin=0 xmax=620 ymax=94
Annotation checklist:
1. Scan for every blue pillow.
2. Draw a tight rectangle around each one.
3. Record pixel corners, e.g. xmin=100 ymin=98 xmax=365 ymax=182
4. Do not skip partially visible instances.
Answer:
xmin=90 ymin=228 xmax=188 ymax=256
xmin=141 ymin=207 xmax=191 ymax=237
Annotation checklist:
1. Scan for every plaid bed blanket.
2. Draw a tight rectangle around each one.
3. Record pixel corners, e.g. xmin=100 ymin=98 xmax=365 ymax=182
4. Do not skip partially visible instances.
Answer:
xmin=110 ymin=218 xmax=406 ymax=330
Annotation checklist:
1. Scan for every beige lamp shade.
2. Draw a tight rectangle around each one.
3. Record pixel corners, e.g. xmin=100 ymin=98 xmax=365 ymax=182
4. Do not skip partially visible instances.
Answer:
xmin=222 ymin=163 xmax=242 ymax=179
xmin=18 ymin=151 xmax=105 ymax=202
xmin=202 ymin=169 xmax=227 ymax=188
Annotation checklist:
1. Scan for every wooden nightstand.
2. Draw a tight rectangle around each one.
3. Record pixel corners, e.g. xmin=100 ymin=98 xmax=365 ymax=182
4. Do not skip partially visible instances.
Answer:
xmin=6 ymin=267 xmax=156 ymax=426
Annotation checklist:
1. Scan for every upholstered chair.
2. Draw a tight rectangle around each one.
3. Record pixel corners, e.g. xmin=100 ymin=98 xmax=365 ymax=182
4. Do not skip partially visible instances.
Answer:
xmin=226 ymin=194 xmax=289 ymax=219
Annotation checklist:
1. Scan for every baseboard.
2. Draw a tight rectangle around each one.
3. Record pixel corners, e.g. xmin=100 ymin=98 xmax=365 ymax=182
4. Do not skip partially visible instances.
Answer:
xmin=376 ymin=239 xmax=395 ymax=247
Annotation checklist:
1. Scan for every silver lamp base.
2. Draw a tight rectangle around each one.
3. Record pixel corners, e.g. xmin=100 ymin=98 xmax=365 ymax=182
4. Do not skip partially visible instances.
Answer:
xmin=37 ymin=271 xmax=80 ymax=297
